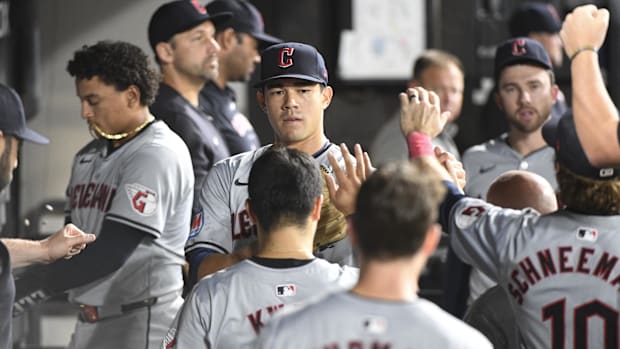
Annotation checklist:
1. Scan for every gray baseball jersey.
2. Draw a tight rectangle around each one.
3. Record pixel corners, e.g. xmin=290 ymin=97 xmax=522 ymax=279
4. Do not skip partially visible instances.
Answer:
xmin=162 ymin=258 xmax=358 ymax=348
xmin=185 ymin=143 xmax=353 ymax=265
xmin=255 ymin=291 xmax=492 ymax=349
xmin=462 ymin=133 xmax=558 ymax=200
xmin=448 ymin=196 xmax=620 ymax=349
xmin=64 ymin=121 xmax=193 ymax=347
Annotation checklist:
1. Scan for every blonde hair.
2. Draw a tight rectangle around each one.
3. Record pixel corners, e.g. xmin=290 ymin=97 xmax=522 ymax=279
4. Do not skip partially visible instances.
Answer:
xmin=557 ymin=165 xmax=620 ymax=215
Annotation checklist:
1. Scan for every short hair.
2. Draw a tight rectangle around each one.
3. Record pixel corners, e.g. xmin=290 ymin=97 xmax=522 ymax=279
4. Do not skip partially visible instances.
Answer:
xmin=557 ymin=164 xmax=620 ymax=215
xmin=412 ymin=49 xmax=464 ymax=81
xmin=353 ymin=161 xmax=446 ymax=260
xmin=66 ymin=41 xmax=160 ymax=107
xmin=248 ymin=146 xmax=323 ymax=233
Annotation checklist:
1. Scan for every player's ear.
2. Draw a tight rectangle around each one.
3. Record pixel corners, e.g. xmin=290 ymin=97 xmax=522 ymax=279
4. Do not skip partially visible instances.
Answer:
xmin=551 ymin=84 xmax=559 ymax=105
xmin=155 ymin=41 xmax=174 ymax=64
xmin=125 ymin=85 xmax=141 ymax=108
xmin=256 ymin=89 xmax=267 ymax=112
xmin=245 ymin=199 xmax=257 ymax=224
xmin=320 ymin=85 xmax=333 ymax=110
xmin=217 ymin=28 xmax=236 ymax=49
xmin=420 ymin=223 xmax=441 ymax=256
xmin=494 ymin=90 xmax=504 ymax=112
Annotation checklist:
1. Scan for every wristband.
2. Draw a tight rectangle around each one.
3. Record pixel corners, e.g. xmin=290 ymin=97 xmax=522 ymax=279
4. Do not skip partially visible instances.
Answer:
xmin=407 ymin=132 xmax=433 ymax=159
xmin=570 ymin=46 xmax=597 ymax=61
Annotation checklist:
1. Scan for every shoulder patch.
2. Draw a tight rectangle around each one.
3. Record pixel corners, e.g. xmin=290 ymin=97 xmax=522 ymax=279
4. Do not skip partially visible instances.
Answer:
xmin=189 ymin=209 xmax=204 ymax=239
xmin=125 ymin=183 xmax=158 ymax=216
xmin=455 ymin=205 xmax=486 ymax=229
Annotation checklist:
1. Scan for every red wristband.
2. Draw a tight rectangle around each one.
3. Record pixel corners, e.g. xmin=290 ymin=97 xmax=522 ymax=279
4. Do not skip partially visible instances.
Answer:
xmin=407 ymin=132 xmax=433 ymax=159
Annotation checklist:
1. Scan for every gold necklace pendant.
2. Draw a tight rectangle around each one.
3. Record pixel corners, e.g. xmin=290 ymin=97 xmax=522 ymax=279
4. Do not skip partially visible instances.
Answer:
xmin=92 ymin=115 xmax=154 ymax=141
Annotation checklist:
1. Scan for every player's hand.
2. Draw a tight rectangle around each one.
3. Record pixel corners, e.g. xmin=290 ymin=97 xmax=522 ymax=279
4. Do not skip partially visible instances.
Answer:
xmin=434 ymin=146 xmax=466 ymax=192
xmin=325 ymin=143 xmax=374 ymax=216
xmin=399 ymin=87 xmax=450 ymax=138
xmin=41 ymin=224 xmax=96 ymax=263
xmin=560 ymin=5 xmax=609 ymax=58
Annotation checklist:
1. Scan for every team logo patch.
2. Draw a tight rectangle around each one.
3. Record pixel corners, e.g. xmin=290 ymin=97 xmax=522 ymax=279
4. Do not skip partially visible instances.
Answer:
xmin=125 ymin=183 xmax=157 ymax=216
xmin=189 ymin=209 xmax=204 ymax=239
xmin=278 ymin=47 xmax=294 ymax=68
xmin=363 ymin=316 xmax=388 ymax=334
xmin=276 ymin=284 xmax=296 ymax=297
xmin=455 ymin=204 xmax=486 ymax=229
xmin=576 ymin=227 xmax=598 ymax=242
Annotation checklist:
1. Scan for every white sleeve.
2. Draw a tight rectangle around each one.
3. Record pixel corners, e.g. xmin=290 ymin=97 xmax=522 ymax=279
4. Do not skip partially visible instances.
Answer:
xmin=448 ymin=197 xmax=541 ymax=282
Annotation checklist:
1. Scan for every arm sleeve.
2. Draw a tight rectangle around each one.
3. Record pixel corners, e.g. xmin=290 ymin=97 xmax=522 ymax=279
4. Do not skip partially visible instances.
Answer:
xmin=14 ymin=219 xmax=148 ymax=301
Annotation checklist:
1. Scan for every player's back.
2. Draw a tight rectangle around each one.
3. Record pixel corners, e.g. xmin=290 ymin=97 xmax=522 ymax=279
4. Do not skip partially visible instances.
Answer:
xmin=165 ymin=258 xmax=358 ymax=349
xmin=502 ymin=210 xmax=620 ymax=349
xmin=450 ymin=197 xmax=620 ymax=349
xmin=256 ymin=291 xmax=492 ymax=349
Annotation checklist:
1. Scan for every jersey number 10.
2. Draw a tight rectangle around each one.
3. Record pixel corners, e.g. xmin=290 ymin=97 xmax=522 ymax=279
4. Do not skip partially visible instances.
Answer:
xmin=542 ymin=298 xmax=618 ymax=348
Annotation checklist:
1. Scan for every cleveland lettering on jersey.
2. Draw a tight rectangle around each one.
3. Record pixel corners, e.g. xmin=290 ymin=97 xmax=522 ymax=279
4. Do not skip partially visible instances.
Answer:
xmin=247 ymin=303 xmax=284 ymax=335
xmin=508 ymin=246 xmax=620 ymax=304
xmin=231 ymin=209 xmax=257 ymax=241
xmin=68 ymin=183 xmax=116 ymax=212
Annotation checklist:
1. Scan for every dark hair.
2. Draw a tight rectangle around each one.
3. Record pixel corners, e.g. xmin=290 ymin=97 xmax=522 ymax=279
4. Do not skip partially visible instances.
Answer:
xmin=248 ymin=146 xmax=322 ymax=232
xmin=557 ymin=164 xmax=620 ymax=215
xmin=412 ymin=49 xmax=464 ymax=81
xmin=353 ymin=161 xmax=445 ymax=260
xmin=66 ymin=41 xmax=160 ymax=106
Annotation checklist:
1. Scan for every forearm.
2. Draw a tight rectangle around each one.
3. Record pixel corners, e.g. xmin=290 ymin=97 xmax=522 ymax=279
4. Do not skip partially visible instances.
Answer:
xmin=1 ymin=238 xmax=49 ymax=268
xmin=197 ymin=246 xmax=254 ymax=279
xmin=571 ymin=51 xmax=620 ymax=166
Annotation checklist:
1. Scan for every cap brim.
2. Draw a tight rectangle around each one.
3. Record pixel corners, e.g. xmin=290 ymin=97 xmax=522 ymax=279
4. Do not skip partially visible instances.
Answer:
xmin=250 ymin=32 xmax=282 ymax=46
xmin=20 ymin=128 xmax=49 ymax=144
xmin=253 ymin=74 xmax=326 ymax=88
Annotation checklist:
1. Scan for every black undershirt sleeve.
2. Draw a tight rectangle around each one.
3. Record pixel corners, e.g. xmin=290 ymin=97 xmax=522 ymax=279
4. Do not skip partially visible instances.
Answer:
xmin=13 ymin=219 xmax=149 ymax=315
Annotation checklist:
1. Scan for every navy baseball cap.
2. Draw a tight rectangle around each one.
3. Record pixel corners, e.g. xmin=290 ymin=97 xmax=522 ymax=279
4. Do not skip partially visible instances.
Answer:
xmin=253 ymin=42 xmax=328 ymax=88
xmin=494 ymin=37 xmax=552 ymax=81
xmin=543 ymin=111 xmax=620 ymax=180
xmin=509 ymin=2 xmax=562 ymax=37
xmin=205 ymin=0 xmax=282 ymax=47
xmin=148 ymin=0 xmax=231 ymax=52
xmin=0 ymin=84 xmax=48 ymax=144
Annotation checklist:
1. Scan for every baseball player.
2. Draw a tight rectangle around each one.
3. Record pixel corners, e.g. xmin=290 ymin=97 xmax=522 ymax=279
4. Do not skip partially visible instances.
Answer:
xmin=445 ymin=37 xmax=560 ymax=317
xmin=186 ymin=42 xmax=369 ymax=284
xmin=14 ymin=41 xmax=194 ymax=349
xmin=163 ymin=147 xmax=359 ymax=348
xmin=479 ymin=2 xmax=568 ymax=142
xmin=149 ymin=0 xmax=231 ymax=213
xmin=463 ymin=170 xmax=558 ymax=349
xmin=0 ymin=83 xmax=96 ymax=349
xmin=200 ymin=0 xmax=282 ymax=155
xmin=255 ymin=160 xmax=491 ymax=349
xmin=401 ymin=84 xmax=620 ymax=349
xmin=560 ymin=5 xmax=620 ymax=166
xmin=371 ymin=49 xmax=465 ymax=165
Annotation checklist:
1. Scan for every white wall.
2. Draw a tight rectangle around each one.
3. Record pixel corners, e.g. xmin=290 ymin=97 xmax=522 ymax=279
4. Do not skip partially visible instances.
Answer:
xmin=20 ymin=0 xmax=172 ymax=216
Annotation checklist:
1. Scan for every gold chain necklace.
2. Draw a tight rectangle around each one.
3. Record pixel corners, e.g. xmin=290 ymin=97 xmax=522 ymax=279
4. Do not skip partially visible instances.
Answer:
xmin=91 ymin=115 xmax=155 ymax=141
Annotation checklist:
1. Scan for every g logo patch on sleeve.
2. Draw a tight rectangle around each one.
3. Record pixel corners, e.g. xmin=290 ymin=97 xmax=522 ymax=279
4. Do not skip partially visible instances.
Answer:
xmin=125 ymin=183 xmax=158 ymax=216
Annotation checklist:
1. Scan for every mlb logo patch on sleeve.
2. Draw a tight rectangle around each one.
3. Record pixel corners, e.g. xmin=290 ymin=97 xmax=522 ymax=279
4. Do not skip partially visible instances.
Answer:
xmin=125 ymin=183 xmax=158 ymax=216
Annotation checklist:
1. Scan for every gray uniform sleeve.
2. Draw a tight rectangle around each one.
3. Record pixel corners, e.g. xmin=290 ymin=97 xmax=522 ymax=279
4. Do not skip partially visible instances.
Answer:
xmin=448 ymin=197 xmax=541 ymax=282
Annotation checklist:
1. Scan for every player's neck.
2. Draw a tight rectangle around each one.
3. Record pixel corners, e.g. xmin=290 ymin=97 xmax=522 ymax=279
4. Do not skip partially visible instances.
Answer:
xmin=213 ymin=71 xmax=228 ymax=90
xmin=256 ymin=227 xmax=314 ymax=259
xmin=507 ymin=128 xmax=547 ymax=156
xmin=277 ymin=133 xmax=329 ymax=155
xmin=352 ymin=257 xmax=421 ymax=302
xmin=162 ymin=70 xmax=204 ymax=107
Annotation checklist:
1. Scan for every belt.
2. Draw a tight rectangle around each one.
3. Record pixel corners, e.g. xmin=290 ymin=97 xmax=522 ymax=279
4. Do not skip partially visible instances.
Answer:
xmin=78 ymin=291 xmax=180 ymax=323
